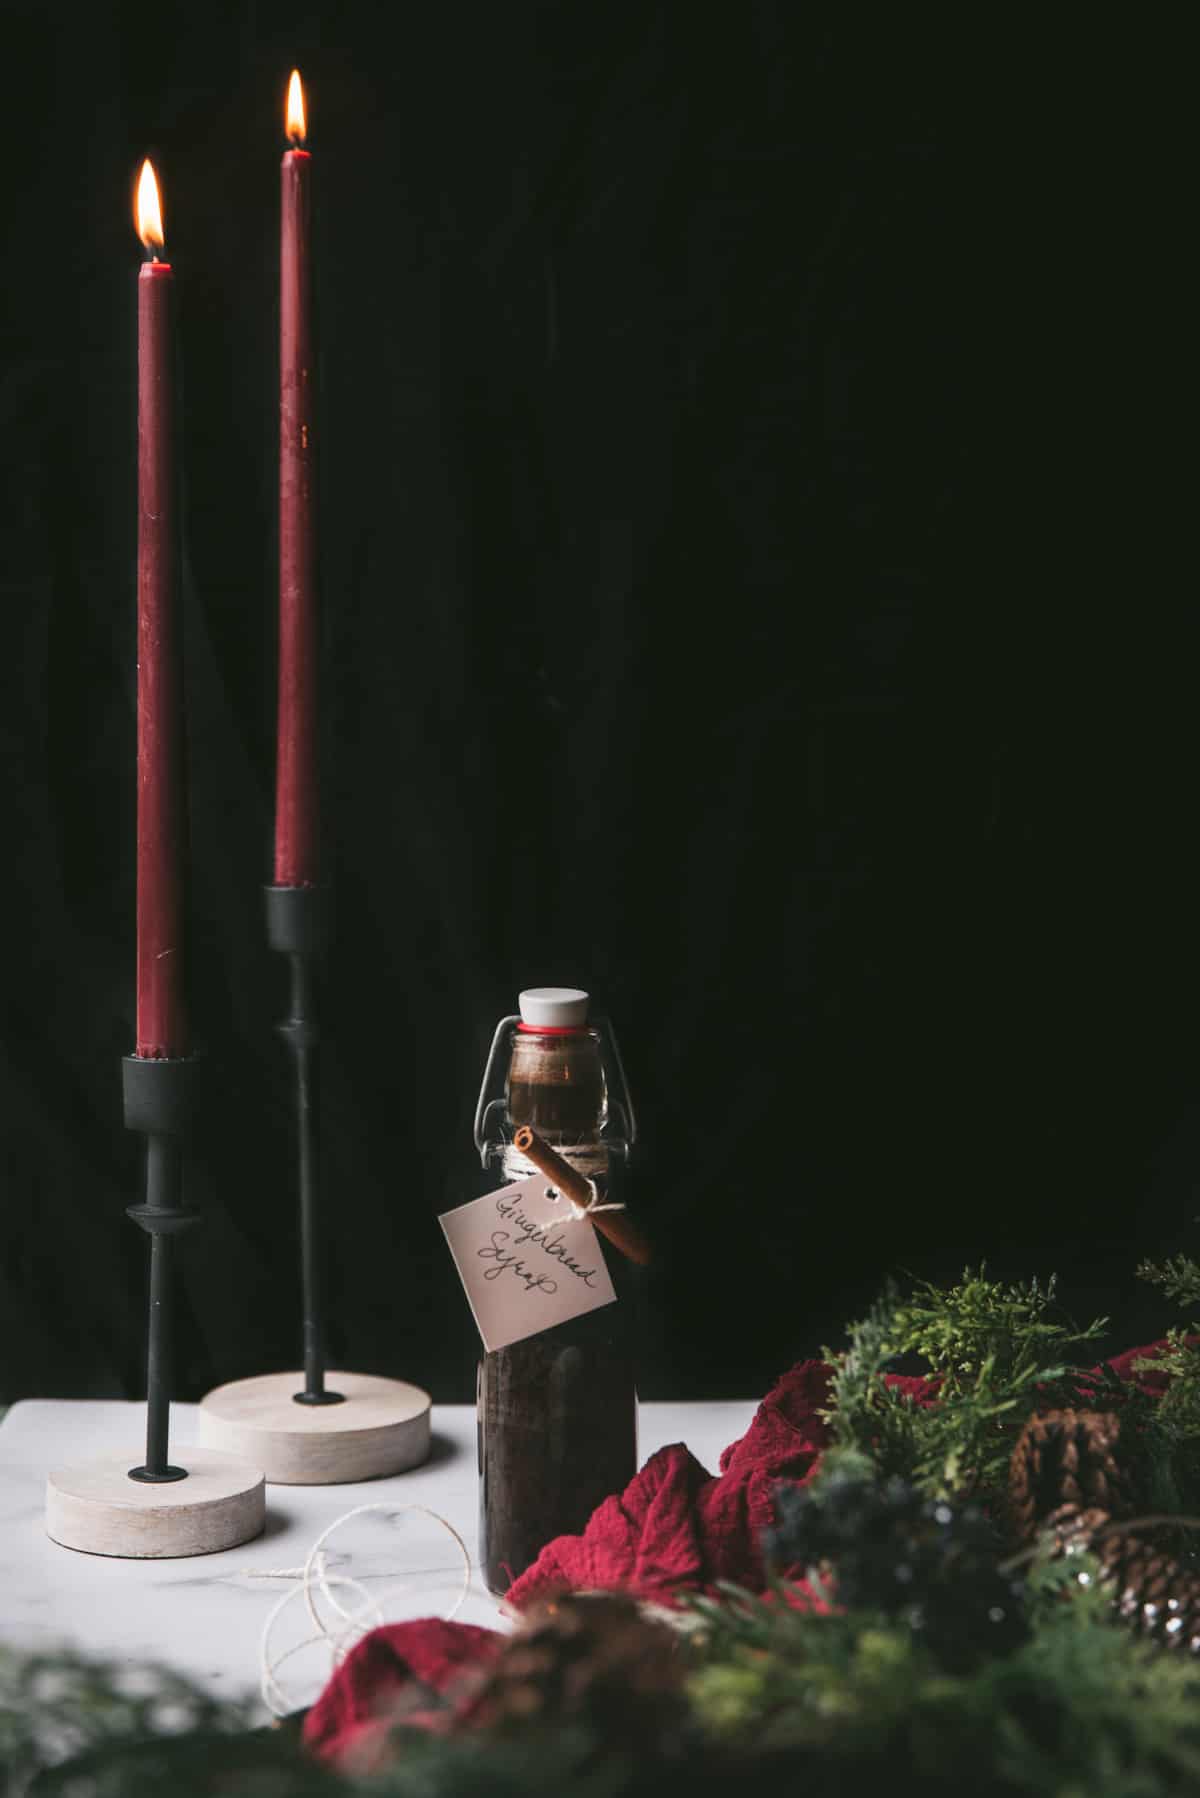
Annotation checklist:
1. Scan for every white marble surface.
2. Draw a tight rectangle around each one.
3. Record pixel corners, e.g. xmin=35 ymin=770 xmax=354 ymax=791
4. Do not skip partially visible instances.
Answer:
xmin=0 ymin=1398 xmax=755 ymax=1716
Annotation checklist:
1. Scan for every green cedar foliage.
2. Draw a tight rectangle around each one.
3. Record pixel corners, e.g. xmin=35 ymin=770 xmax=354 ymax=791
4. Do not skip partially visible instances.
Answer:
xmin=764 ymin=1469 xmax=1027 ymax=1668
xmin=1137 ymin=1254 xmax=1200 ymax=1311
xmin=1135 ymin=1253 xmax=1200 ymax=1526
xmin=686 ymin=1563 xmax=1200 ymax=1796
xmin=0 ymin=1645 xmax=256 ymax=1795
xmin=821 ymin=1267 xmax=1108 ymax=1505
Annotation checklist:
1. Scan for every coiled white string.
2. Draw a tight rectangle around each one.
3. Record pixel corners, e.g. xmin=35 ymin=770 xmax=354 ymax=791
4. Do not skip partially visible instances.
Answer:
xmin=249 ymin=1503 xmax=472 ymax=1718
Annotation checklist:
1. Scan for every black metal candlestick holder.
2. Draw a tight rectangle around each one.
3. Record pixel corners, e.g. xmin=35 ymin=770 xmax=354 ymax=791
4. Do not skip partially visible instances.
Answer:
xmin=122 ymin=1051 xmax=201 ymax=1481
xmin=192 ymin=881 xmax=430 ymax=1485
xmin=264 ymin=883 xmax=343 ymax=1408
xmin=45 ymin=1050 xmax=266 ymax=1557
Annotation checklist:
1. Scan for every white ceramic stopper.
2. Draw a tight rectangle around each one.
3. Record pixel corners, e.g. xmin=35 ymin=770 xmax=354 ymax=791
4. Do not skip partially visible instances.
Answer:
xmin=519 ymin=986 xmax=589 ymax=1028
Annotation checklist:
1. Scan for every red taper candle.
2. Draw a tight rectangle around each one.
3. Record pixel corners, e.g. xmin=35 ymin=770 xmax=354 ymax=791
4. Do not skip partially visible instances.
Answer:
xmin=275 ymin=69 xmax=318 ymax=887
xmin=134 ymin=161 xmax=188 ymax=1059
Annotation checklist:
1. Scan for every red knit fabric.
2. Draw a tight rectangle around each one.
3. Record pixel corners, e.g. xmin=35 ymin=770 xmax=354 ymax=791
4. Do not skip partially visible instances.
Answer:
xmin=1095 ymin=1337 xmax=1176 ymax=1395
xmin=303 ymin=1340 xmax=1170 ymax=1767
xmin=302 ymin=1620 xmax=501 ymax=1769
xmin=507 ymin=1357 xmax=834 ymax=1607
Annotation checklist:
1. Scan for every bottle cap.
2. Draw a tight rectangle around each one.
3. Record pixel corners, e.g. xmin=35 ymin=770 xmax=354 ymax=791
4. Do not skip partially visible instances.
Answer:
xmin=518 ymin=987 xmax=589 ymax=1029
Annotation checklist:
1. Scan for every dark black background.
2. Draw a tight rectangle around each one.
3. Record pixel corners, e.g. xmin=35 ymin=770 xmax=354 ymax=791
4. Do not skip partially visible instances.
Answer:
xmin=0 ymin=6 xmax=1192 ymax=1407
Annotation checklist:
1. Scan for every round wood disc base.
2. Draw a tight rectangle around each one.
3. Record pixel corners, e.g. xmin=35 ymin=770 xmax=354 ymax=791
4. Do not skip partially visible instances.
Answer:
xmin=196 ymin=1371 xmax=432 ymax=1485
xmin=46 ymin=1448 xmax=266 ymax=1559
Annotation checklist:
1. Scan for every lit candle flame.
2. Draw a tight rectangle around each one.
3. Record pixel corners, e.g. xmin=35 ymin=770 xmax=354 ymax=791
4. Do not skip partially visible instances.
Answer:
xmin=286 ymin=69 xmax=306 ymax=145
xmin=135 ymin=159 xmax=164 ymax=253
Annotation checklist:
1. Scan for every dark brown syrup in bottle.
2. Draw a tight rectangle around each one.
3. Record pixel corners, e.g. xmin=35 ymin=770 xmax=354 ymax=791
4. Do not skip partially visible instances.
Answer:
xmin=477 ymin=1016 xmax=637 ymax=1595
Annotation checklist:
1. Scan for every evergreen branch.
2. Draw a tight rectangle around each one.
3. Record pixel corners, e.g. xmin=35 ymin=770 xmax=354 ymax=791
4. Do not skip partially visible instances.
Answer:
xmin=820 ymin=1267 xmax=1108 ymax=1504
xmin=1138 ymin=1254 xmax=1200 ymax=1311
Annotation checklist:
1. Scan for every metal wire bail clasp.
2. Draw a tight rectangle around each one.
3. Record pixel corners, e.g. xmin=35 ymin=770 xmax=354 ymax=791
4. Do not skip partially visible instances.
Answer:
xmin=593 ymin=1014 xmax=637 ymax=1162
xmin=472 ymin=1011 xmax=637 ymax=1169
xmin=473 ymin=1015 xmax=520 ymax=1168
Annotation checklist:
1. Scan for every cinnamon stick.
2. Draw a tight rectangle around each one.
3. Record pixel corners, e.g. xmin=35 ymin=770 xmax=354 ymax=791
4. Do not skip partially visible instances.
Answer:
xmin=512 ymin=1124 xmax=652 ymax=1267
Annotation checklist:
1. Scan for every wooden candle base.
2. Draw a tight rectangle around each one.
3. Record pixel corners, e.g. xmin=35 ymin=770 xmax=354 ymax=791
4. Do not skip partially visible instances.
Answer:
xmin=46 ymin=1448 xmax=265 ymax=1559
xmin=197 ymin=1371 xmax=431 ymax=1485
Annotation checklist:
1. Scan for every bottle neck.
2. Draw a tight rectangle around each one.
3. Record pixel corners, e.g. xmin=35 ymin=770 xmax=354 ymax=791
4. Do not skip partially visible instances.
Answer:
xmin=501 ymin=1141 xmax=610 ymax=1188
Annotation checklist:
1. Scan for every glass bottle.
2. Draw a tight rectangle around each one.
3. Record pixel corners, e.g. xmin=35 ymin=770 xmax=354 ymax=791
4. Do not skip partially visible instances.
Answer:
xmin=473 ymin=986 xmax=638 ymax=1596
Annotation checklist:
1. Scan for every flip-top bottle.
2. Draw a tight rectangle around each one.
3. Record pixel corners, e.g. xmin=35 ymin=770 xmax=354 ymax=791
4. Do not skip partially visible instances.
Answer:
xmin=473 ymin=986 xmax=638 ymax=1595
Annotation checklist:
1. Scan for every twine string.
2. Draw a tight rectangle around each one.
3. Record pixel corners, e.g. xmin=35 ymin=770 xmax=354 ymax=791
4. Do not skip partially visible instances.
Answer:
xmin=500 ymin=1134 xmax=626 ymax=1223
xmin=541 ymin=1178 xmax=626 ymax=1223
xmin=251 ymin=1502 xmax=473 ymax=1717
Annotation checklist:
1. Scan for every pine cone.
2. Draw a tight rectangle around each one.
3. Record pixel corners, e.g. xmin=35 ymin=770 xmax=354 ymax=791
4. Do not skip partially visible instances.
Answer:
xmin=470 ymin=1592 xmax=688 ymax=1750
xmin=1008 ymin=1409 xmax=1130 ymax=1543
xmin=1045 ymin=1502 xmax=1200 ymax=1653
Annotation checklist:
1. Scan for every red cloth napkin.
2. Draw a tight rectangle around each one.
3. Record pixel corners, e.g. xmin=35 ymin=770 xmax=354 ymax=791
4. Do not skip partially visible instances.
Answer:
xmin=1095 ymin=1338 xmax=1178 ymax=1396
xmin=302 ymin=1620 xmax=502 ymax=1768
xmin=303 ymin=1341 xmax=1170 ymax=1767
xmin=507 ymin=1357 xmax=834 ymax=1607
